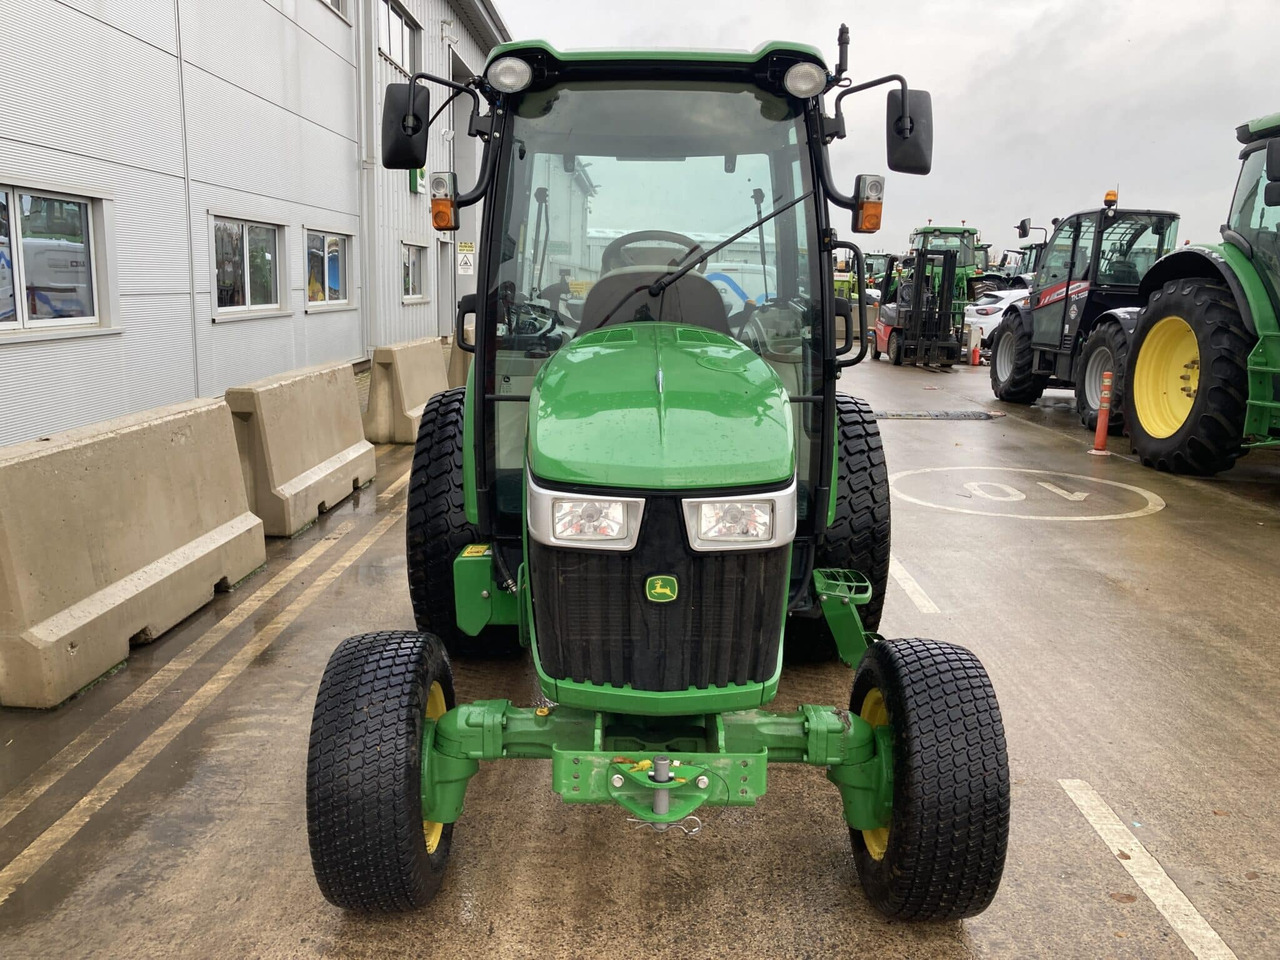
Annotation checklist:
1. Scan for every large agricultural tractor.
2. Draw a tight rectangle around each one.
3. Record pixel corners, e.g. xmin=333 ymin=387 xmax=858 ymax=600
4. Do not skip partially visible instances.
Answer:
xmin=988 ymin=194 xmax=1180 ymax=432
xmin=304 ymin=30 xmax=1010 ymax=921
xmin=1122 ymin=114 xmax=1280 ymax=473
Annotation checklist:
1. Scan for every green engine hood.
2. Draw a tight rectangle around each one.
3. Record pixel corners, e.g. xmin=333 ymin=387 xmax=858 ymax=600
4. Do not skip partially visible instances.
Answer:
xmin=527 ymin=323 xmax=794 ymax=489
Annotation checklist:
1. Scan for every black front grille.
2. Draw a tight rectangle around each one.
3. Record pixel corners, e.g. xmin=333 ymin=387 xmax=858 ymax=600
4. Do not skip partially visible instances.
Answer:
xmin=530 ymin=497 xmax=787 ymax=691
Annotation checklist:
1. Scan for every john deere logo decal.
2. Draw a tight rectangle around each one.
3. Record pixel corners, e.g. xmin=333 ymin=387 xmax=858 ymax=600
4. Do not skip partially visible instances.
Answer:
xmin=645 ymin=575 xmax=678 ymax=603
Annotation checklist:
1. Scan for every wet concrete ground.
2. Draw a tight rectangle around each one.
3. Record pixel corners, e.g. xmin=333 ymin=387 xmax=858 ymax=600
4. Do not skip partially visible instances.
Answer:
xmin=2 ymin=359 xmax=1278 ymax=959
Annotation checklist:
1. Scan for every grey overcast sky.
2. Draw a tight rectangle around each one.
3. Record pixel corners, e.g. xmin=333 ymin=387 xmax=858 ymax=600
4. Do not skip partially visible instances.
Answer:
xmin=499 ymin=0 xmax=1276 ymax=255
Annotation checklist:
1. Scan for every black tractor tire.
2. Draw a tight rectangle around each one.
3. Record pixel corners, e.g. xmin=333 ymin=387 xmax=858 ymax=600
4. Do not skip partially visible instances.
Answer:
xmin=850 ymin=637 xmax=1010 ymax=921
xmin=1074 ymin=320 xmax=1128 ymax=435
xmin=307 ymin=630 xmax=457 ymax=912
xmin=785 ymin=395 xmax=891 ymax=662
xmin=406 ymin=388 xmax=519 ymax=658
xmin=888 ymin=330 xmax=903 ymax=366
xmin=989 ymin=311 xmax=1048 ymax=404
xmin=1124 ymin=280 xmax=1254 ymax=475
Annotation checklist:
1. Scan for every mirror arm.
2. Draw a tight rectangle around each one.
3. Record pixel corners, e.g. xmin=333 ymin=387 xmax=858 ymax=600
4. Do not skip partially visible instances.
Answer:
xmin=834 ymin=73 xmax=911 ymax=136
xmin=403 ymin=72 xmax=497 ymax=208
xmin=830 ymin=241 xmax=869 ymax=367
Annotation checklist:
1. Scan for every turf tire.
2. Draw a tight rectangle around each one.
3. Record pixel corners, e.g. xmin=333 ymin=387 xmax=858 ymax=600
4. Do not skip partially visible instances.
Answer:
xmin=850 ymin=637 xmax=1010 ymax=920
xmin=406 ymin=388 xmax=518 ymax=657
xmin=785 ymin=395 xmax=891 ymax=661
xmin=307 ymin=630 xmax=456 ymax=912
xmin=989 ymin=311 xmax=1048 ymax=404
xmin=1124 ymin=280 xmax=1254 ymax=475
xmin=1074 ymin=320 xmax=1128 ymax=435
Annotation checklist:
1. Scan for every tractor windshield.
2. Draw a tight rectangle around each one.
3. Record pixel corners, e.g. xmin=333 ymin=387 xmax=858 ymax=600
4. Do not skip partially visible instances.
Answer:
xmin=917 ymin=232 xmax=976 ymax=268
xmin=1095 ymin=212 xmax=1179 ymax=285
xmin=484 ymin=79 xmax=824 ymax=519
xmin=1229 ymin=148 xmax=1280 ymax=286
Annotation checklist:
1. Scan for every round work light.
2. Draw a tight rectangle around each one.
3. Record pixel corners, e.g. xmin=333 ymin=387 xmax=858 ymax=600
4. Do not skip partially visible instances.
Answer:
xmin=783 ymin=62 xmax=827 ymax=99
xmin=487 ymin=57 xmax=533 ymax=94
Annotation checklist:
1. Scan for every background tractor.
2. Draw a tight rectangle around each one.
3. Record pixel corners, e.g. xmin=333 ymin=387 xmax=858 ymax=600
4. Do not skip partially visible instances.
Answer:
xmin=988 ymin=194 xmax=1180 ymax=432
xmin=1123 ymin=113 xmax=1280 ymax=474
xmin=304 ymin=30 xmax=1010 ymax=923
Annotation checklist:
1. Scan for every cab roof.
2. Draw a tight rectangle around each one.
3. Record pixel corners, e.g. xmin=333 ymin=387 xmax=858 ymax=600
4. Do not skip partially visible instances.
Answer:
xmin=1236 ymin=112 xmax=1280 ymax=145
xmin=486 ymin=39 xmax=827 ymax=70
xmin=911 ymin=226 xmax=980 ymax=235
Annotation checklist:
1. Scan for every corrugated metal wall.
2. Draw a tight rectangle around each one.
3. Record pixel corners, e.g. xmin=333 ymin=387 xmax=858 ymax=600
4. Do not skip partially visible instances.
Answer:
xmin=0 ymin=0 xmax=499 ymax=445
xmin=369 ymin=0 xmax=486 ymax=346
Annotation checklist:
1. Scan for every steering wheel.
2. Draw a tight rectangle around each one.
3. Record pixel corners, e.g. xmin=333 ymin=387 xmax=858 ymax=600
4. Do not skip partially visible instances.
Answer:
xmin=599 ymin=230 xmax=708 ymax=275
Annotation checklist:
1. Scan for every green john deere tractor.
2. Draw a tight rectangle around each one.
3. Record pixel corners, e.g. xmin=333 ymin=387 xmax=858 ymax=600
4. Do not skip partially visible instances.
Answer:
xmin=1124 ymin=113 xmax=1280 ymax=473
xmin=305 ymin=29 xmax=1010 ymax=921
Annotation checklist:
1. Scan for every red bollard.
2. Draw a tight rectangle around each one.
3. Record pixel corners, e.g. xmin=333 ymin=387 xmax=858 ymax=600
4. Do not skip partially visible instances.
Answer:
xmin=1089 ymin=371 xmax=1112 ymax=456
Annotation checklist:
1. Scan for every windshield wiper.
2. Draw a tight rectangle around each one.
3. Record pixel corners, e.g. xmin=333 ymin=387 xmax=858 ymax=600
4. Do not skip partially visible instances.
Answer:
xmin=650 ymin=191 xmax=813 ymax=297
xmin=596 ymin=191 xmax=815 ymax=326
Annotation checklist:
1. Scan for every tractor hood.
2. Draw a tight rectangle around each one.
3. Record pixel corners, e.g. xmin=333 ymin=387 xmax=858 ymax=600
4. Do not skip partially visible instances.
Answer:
xmin=527 ymin=323 xmax=794 ymax=489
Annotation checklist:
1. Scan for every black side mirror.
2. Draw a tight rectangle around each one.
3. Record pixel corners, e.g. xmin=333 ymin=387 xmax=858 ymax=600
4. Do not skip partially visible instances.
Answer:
xmin=885 ymin=89 xmax=932 ymax=175
xmin=1265 ymin=182 xmax=1280 ymax=207
xmin=382 ymin=82 xmax=430 ymax=170
xmin=1016 ymin=218 xmax=1031 ymax=239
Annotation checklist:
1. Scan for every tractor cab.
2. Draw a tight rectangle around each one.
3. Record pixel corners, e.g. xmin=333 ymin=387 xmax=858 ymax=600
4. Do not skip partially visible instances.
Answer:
xmin=990 ymin=193 xmax=1179 ymax=432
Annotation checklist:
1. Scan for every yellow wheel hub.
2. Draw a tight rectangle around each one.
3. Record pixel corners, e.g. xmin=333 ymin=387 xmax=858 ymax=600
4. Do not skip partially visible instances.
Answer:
xmin=859 ymin=687 xmax=891 ymax=862
xmin=1133 ymin=315 xmax=1200 ymax=439
xmin=423 ymin=680 xmax=447 ymax=854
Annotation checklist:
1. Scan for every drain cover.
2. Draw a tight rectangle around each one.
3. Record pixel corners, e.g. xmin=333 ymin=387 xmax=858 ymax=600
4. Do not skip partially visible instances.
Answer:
xmin=872 ymin=410 xmax=997 ymax=421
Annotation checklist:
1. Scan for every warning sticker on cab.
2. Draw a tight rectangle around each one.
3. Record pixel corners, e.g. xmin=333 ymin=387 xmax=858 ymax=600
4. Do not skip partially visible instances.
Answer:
xmin=461 ymin=544 xmax=492 ymax=557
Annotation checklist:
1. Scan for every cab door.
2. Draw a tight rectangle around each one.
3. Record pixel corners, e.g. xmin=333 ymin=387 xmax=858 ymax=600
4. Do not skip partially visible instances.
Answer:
xmin=1029 ymin=216 xmax=1078 ymax=348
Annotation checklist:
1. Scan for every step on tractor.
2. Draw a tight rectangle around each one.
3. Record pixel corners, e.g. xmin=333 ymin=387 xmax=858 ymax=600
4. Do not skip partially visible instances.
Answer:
xmin=1122 ymin=114 xmax=1280 ymax=473
xmin=988 ymin=194 xmax=1180 ymax=432
xmin=304 ymin=28 xmax=1010 ymax=921
xmin=872 ymin=245 xmax=963 ymax=366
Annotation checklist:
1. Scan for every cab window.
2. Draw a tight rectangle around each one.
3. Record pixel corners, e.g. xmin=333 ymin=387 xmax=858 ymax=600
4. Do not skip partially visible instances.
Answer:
xmin=1035 ymin=219 xmax=1077 ymax=287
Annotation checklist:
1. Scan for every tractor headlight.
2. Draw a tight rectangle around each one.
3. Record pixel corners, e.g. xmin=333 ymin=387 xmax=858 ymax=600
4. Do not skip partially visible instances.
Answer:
xmin=783 ymin=62 xmax=827 ymax=99
xmin=697 ymin=501 xmax=774 ymax=542
xmin=487 ymin=57 xmax=533 ymax=94
xmin=527 ymin=475 xmax=646 ymax=551
xmin=682 ymin=480 xmax=797 ymax=552
xmin=553 ymin=499 xmax=628 ymax=541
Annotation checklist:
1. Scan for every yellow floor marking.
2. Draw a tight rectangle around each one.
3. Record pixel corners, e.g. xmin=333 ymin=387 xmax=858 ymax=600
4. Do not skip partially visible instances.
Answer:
xmin=888 ymin=556 xmax=939 ymax=614
xmin=0 ymin=503 xmax=408 ymax=905
xmin=1059 ymin=779 xmax=1238 ymax=960
xmin=377 ymin=467 xmax=412 ymax=503
xmin=0 ymin=521 xmax=353 ymax=835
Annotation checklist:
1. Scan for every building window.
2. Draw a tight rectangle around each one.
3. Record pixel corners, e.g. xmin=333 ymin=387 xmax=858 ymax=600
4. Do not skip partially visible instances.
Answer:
xmin=377 ymin=0 xmax=417 ymax=73
xmin=307 ymin=231 xmax=349 ymax=306
xmin=403 ymin=243 xmax=427 ymax=300
xmin=324 ymin=0 xmax=344 ymax=14
xmin=214 ymin=217 xmax=280 ymax=315
xmin=0 ymin=187 xmax=99 ymax=330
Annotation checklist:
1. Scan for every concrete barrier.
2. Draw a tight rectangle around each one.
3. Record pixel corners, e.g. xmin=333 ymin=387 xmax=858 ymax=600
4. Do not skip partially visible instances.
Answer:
xmin=226 ymin=362 xmax=375 ymax=537
xmin=0 ymin=400 xmax=266 ymax=708
xmin=362 ymin=336 xmax=449 ymax=444
xmin=445 ymin=326 xmax=474 ymax=390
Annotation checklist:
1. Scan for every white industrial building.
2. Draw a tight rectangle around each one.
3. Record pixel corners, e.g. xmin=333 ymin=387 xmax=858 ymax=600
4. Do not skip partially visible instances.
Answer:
xmin=0 ymin=0 xmax=507 ymax=446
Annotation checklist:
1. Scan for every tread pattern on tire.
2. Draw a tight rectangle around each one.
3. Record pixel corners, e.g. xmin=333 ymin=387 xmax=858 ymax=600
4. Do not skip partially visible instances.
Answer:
xmin=1075 ymin=320 xmax=1129 ymax=435
xmin=888 ymin=329 xmax=903 ymax=366
xmin=990 ymin=311 xmax=1048 ymax=404
xmin=307 ymin=630 xmax=455 ymax=912
xmin=406 ymin=388 xmax=518 ymax=657
xmin=1125 ymin=279 xmax=1254 ymax=475
xmin=851 ymin=637 xmax=1010 ymax=921
xmin=786 ymin=395 xmax=891 ymax=661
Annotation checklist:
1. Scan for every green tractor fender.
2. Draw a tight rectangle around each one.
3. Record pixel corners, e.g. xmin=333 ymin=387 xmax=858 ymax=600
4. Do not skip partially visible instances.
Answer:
xmin=1138 ymin=244 xmax=1277 ymax=337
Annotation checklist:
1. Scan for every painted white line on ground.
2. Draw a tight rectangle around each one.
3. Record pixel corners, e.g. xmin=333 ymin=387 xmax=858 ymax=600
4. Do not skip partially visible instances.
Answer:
xmin=0 ymin=502 xmax=409 ymax=907
xmin=888 ymin=556 xmax=939 ymax=614
xmin=1038 ymin=480 xmax=1089 ymax=502
xmin=1059 ymin=779 xmax=1238 ymax=960
xmin=0 ymin=521 xmax=354 ymax=835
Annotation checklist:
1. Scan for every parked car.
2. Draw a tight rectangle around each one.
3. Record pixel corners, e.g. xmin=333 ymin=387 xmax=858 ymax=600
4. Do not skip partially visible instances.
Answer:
xmin=965 ymin=288 xmax=1028 ymax=343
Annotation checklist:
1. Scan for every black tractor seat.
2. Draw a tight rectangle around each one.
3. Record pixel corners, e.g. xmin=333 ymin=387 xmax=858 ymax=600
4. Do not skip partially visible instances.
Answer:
xmin=578 ymin=266 xmax=730 ymax=336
